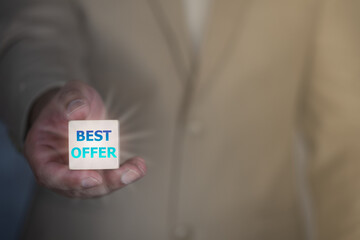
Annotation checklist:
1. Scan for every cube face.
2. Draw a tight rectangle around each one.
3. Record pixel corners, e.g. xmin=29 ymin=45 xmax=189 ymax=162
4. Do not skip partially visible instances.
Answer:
xmin=68 ymin=120 xmax=119 ymax=170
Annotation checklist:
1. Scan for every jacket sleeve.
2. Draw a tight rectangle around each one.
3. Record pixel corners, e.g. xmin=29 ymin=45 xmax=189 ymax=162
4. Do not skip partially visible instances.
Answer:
xmin=0 ymin=0 xmax=88 ymax=151
xmin=301 ymin=0 xmax=360 ymax=239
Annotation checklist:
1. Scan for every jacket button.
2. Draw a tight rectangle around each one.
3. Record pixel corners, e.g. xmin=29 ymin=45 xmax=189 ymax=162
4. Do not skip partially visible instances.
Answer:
xmin=174 ymin=224 xmax=190 ymax=239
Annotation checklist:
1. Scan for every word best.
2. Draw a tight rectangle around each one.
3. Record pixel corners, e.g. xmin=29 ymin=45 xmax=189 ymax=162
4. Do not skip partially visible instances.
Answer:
xmin=68 ymin=120 xmax=119 ymax=170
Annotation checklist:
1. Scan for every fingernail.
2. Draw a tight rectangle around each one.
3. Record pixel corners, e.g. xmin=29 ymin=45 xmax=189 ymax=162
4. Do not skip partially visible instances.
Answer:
xmin=135 ymin=159 xmax=146 ymax=175
xmin=81 ymin=177 xmax=101 ymax=188
xmin=121 ymin=169 xmax=141 ymax=185
xmin=137 ymin=164 xmax=146 ymax=175
xmin=66 ymin=99 xmax=86 ymax=117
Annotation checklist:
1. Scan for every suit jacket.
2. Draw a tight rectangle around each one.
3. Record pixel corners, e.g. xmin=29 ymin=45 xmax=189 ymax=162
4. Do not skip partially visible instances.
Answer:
xmin=1 ymin=0 xmax=360 ymax=239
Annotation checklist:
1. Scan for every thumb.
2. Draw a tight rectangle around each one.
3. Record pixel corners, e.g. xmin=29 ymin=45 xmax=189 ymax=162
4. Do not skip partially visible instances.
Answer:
xmin=58 ymin=81 xmax=92 ymax=121
xmin=66 ymin=98 xmax=90 ymax=120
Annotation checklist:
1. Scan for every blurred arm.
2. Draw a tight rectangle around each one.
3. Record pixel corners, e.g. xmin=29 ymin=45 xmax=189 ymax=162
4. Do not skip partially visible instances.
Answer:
xmin=0 ymin=0 xmax=88 ymax=150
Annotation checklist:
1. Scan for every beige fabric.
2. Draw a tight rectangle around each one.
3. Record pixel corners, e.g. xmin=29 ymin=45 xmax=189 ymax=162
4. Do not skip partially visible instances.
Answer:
xmin=1 ymin=0 xmax=360 ymax=239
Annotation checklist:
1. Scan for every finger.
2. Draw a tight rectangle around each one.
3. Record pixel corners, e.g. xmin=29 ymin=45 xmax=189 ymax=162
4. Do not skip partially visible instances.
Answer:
xmin=33 ymin=145 xmax=103 ymax=191
xmin=103 ymin=157 xmax=146 ymax=192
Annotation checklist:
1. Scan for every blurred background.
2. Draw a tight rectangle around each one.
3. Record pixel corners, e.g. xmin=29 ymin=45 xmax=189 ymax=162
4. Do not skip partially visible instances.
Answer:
xmin=0 ymin=121 xmax=35 ymax=240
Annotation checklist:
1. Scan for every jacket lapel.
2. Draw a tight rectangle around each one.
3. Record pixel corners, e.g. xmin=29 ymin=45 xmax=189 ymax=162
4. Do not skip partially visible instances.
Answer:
xmin=147 ymin=0 xmax=193 ymax=82
xmin=196 ymin=0 xmax=249 ymax=87
xmin=148 ymin=0 xmax=247 ymax=86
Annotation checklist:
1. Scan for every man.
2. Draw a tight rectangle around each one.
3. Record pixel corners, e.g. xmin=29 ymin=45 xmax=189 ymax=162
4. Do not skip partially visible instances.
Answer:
xmin=1 ymin=0 xmax=360 ymax=239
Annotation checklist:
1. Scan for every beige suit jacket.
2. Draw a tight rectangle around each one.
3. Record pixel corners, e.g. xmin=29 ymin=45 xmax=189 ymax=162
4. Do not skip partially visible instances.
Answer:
xmin=1 ymin=0 xmax=360 ymax=239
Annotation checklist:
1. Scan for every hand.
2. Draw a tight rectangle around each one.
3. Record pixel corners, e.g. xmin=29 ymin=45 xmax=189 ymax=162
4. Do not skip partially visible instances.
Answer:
xmin=24 ymin=81 xmax=146 ymax=198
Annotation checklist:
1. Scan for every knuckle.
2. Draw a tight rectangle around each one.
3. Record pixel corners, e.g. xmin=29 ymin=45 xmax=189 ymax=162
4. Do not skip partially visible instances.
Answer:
xmin=59 ymin=81 xmax=89 ymax=104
